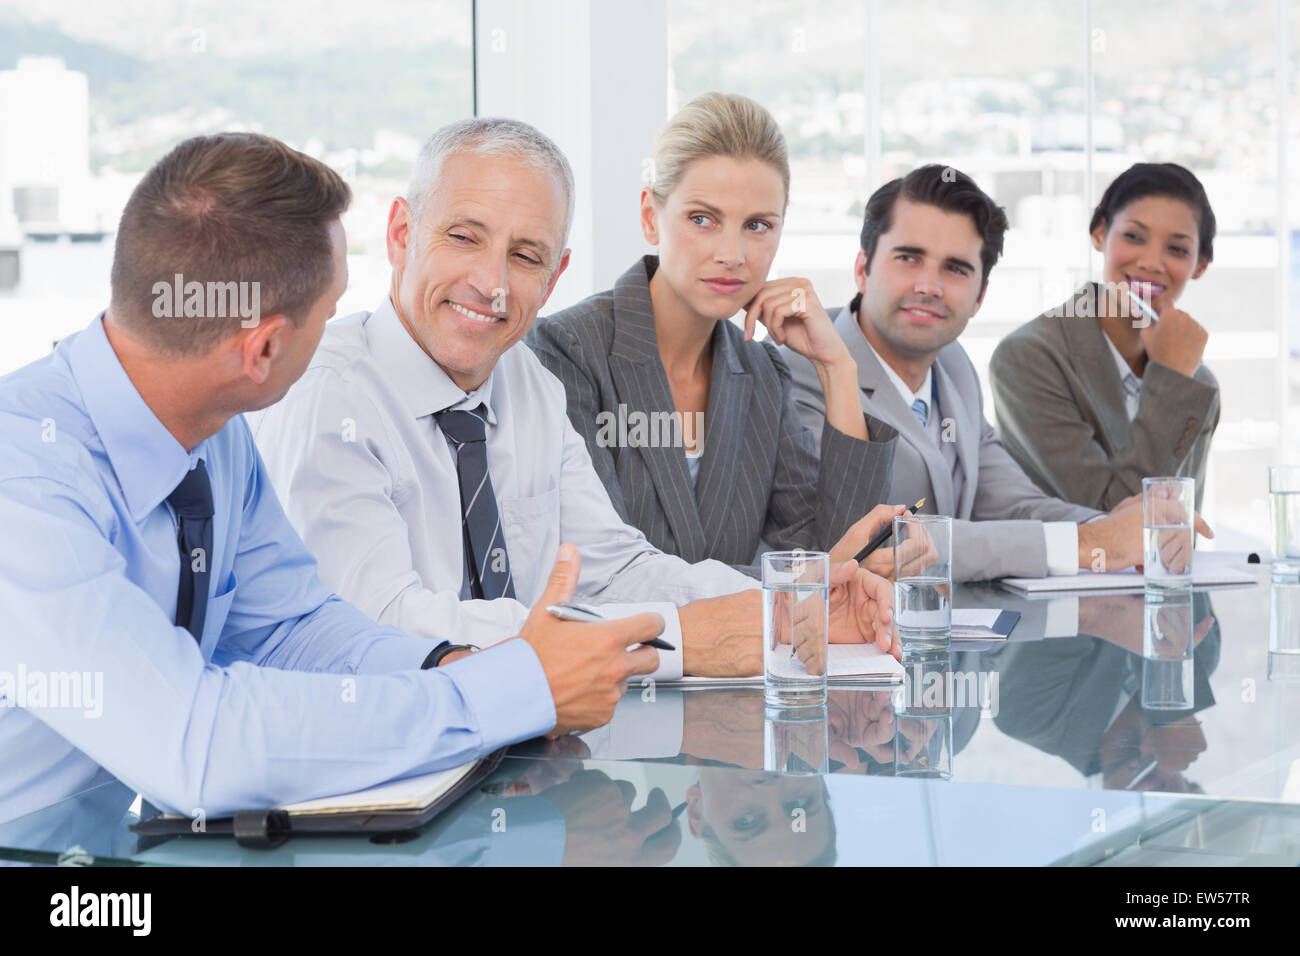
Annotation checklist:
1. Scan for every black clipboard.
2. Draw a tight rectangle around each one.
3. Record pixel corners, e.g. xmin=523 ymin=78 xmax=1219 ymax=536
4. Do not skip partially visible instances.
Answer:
xmin=129 ymin=748 xmax=506 ymax=849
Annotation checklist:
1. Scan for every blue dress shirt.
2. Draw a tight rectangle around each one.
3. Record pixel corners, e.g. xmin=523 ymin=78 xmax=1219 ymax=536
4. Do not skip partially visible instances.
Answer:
xmin=0 ymin=315 xmax=556 ymax=823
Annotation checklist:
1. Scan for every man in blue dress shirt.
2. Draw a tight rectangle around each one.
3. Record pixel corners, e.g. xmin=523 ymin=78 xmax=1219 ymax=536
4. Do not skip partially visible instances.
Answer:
xmin=0 ymin=132 xmax=663 ymax=824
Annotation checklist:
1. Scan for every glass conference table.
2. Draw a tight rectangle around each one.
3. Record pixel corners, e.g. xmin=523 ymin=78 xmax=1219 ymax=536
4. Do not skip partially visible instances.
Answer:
xmin=3 ymin=562 xmax=1299 ymax=866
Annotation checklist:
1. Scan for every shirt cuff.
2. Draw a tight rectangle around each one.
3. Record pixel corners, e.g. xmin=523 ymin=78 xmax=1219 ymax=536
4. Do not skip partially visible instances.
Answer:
xmin=591 ymin=602 xmax=684 ymax=681
xmin=440 ymin=638 xmax=556 ymax=750
xmin=1043 ymin=522 xmax=1079 ymax=577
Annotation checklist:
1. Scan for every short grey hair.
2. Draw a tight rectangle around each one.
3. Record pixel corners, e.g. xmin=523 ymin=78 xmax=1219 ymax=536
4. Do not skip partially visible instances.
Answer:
xmin=405 ymin=117 xmax=576 ymax=255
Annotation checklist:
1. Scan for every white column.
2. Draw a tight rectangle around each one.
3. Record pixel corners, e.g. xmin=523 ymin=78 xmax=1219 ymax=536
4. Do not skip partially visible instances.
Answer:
xmin=475 ymin=0 xmax=668 ymax=310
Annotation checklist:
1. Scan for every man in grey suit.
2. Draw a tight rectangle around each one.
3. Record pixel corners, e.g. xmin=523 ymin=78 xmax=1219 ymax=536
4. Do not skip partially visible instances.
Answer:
xmin=783 ymin=165 xmax=1207 ymax=582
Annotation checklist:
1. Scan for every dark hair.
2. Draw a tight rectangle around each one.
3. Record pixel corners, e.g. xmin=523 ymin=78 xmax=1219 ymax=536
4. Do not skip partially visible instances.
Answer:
xmin=1089 ymin=162 xmax=1215 ymax=262
xmin=110 ymin=132 xmax=352 ymax=355
xmin=856 ymin=164 xmax=1008 ymax=301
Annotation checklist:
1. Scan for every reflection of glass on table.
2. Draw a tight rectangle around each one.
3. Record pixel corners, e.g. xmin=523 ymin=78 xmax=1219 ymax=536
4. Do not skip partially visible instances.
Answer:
xmin=764 ymin=705 xmax=829 ymax=775
xmin=1142 ymin=588 xmax=1195 ymax=711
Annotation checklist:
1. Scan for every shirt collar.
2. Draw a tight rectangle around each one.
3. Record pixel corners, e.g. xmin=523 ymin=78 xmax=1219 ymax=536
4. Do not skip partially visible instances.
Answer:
xmin=67 ymin=314 xmax=207 ymax=521
xmin=364 ymin=297 xmax=498 ymax=425
xmin=859 ymin=330 xmax=934 ymax=412
xmin=1103 ymin=332 xmax=1141 ymax=387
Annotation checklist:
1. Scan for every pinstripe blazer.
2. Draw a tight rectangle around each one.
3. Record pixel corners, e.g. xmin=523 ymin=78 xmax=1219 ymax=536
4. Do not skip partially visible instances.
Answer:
xmin=526 ymin=256 xmax=897 ymax=574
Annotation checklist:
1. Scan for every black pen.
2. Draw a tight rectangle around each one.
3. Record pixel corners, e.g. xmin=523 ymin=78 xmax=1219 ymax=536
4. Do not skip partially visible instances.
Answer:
xmin=852 ymin=497 xmax=927 ymax=563
xmin=547 ymin=602 xmax=676 ymax=651
xmin=649 ymin=801 xmax=688 ymax=842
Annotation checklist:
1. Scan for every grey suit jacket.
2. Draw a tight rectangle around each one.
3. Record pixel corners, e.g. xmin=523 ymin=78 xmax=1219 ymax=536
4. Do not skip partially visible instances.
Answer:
xmin=989 ymin=283 xmax=1220 ymax=511
xmin=783 ymin=302 xmax=1098 ymax=582
xmin=526 ymin=257 xmax=897 ymax=574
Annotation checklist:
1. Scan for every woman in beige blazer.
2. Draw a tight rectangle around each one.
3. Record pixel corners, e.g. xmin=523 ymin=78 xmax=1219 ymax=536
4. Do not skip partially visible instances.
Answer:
xmin=990 ymin=163 xmax=1220 ymax=511
xmin=528 ymin=93 xmax=900 ymax=577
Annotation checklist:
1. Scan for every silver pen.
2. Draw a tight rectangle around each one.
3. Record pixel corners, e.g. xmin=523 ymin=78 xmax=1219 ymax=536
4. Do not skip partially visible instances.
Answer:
xmin=1125 ymin=288 xmax=1160 ymax=326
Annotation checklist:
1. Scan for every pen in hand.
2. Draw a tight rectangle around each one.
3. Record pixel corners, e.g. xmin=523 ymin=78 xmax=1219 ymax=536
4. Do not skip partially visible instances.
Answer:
xmin=852 ymin=498 xmax=927 ymax=563
xmin=547 ymin=602 xmax=676 ymax=651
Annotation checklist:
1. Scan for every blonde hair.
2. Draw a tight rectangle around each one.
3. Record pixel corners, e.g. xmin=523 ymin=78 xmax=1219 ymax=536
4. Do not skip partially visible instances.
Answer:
xmin=650 ymin=92 xmax=790 ymax=207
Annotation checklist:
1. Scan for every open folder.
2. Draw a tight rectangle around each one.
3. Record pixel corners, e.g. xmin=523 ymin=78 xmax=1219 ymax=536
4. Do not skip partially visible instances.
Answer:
xmin=130 ymin=749 xmax=504 ymax=848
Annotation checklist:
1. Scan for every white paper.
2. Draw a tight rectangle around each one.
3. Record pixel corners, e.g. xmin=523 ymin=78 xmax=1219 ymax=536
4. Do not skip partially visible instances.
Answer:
xmin=669 ymin=642 xmax=904 ymax=685
xmin=1001 ymin=554 xmax=1256 ymax=594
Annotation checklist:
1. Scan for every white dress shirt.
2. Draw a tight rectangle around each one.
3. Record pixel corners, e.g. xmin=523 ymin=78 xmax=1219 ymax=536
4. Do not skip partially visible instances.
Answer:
xmin=862 ymin=338 xmax=1078 ymax=576
xmin=250 ymin=300 xmax=759 ymax=681
xmin=1103 ymin=334 xmax=1143 ymax=421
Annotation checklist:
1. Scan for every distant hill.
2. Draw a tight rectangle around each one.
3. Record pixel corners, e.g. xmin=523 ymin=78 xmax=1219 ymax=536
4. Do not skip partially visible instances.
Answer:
xmin=0 ymin=7 xmax=472 ymax=170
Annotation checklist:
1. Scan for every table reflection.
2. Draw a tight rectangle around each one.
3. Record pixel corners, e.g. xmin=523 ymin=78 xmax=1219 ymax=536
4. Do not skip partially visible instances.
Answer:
xmin=991 ymin=591 xmax=1220 ymax=794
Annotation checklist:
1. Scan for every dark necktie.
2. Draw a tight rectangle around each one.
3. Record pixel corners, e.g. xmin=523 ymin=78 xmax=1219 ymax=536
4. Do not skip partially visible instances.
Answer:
xmin=166 ymin=459 xmax=214 ymax=642
xmin=435 ymin=406 xmax=515 ymax=600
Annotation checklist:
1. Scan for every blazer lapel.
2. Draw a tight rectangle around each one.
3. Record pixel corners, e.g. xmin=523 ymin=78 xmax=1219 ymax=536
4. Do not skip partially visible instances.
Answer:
xmin=932 ymin=353 xmax=977 ymax=519
xmin=608 ymin=258 xmax=709 ymax=561
xmin=836 ymin=306 xmax=955 ymax=516
xmin=1062 ymin=283 xmax=1131 ymax=452
xmin=695 ymin=322 xmax=752 ymax=554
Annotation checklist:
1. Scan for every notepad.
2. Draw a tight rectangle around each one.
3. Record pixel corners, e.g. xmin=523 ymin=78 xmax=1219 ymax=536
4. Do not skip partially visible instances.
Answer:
xmin=275 ymin=764 xmax=477 ymax=815
xmin=1000 ymin=556 xmax=1256 ymax=595
xmin=146 ymin=762 xmax=479 ymax=820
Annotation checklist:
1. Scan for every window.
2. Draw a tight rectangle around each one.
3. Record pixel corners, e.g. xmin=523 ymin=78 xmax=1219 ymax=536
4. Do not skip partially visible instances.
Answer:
xmin=0 ymin=0 xmax=473 ymax=374
xmin=668 ymin=0 xmax=1299 ymax=548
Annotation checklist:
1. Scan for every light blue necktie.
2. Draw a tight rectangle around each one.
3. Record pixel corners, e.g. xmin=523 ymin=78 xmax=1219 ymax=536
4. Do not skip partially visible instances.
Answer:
xmin=911 ymin=397 xmax=928 ymax=428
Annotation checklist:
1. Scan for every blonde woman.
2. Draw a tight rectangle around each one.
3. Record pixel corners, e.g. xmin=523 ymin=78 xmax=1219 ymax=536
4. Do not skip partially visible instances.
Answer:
xmin=528 ymin=92 xmax=901 ymax=580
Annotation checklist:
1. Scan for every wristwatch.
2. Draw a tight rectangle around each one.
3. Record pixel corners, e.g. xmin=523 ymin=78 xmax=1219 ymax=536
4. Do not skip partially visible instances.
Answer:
xmin=420 ymin=641 xmax=481 ymax=669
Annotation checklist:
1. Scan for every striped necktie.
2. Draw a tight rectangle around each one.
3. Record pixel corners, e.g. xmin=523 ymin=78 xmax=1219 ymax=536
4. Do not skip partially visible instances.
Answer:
xmin=435 ymin=405 xmax=515 ymax=600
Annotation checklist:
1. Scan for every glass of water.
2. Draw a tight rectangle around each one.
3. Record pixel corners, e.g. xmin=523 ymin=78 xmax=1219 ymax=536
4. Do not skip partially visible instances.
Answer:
xmin=762 ymin=550 xmax=829 ymax=708
xmin=893 ymin=514 xmax=952 ymax=651
xmin=1269 ymin=578 xmax=1300 ymax=681
xmin=1142 ymin=476 xmax=1196 ymax=591
xmin=1270 ymin=466 xmax=1300 ymax=578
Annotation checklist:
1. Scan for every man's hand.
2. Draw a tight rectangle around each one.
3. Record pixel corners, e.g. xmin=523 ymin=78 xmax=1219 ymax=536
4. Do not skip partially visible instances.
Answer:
xmin=678 ymin=590 xmax=764 ymax=677
xmin=1075 ymin=494 xmax=1212 ymax=572
xmin=517 ymin=543 xmax=663 ymax=736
